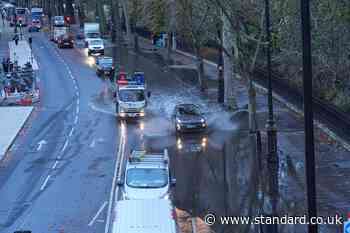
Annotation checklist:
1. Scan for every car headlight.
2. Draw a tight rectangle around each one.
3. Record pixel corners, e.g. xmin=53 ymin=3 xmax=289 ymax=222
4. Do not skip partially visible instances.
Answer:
xmin=162 ymin=193 xmax=170 ymax=199
xmin=120 ymin=108 xmax=125 ymax=113
xmin=177 ymin=138 xmax=182 ymax=145
xmin=177 ymin=119 xmax=182 ymax=123
xmin=200 ymin=118 xmax=205 ymax=123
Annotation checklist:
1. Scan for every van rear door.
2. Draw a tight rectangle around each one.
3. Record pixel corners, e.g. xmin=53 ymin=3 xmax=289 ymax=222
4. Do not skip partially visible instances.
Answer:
xmin=112 ymin=199 xmax=177 ymax=233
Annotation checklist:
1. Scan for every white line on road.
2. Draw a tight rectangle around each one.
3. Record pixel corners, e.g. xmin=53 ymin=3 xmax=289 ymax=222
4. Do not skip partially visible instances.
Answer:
xmin=52 ymin=161 xmax=59 ymax=169
xmin=69 ymin=127 xmax=75 ymax=137
xmin=104 ymin=121 xmax=126 ymax=233
xmin=89 ymin=201 xmax=108 ymax=226
xmin=36 ymin=140 xmax=47 ymax=151
xmin=74 ymin=115 xmax=78 ymax=124
xmin=89 ymin=139 xmax=96 ymax=148
xmin=40 ymin=175 xmax=51 ymax=191
xmin=76 ymin=106 xmax=80 ymax=115
xmin=61 ymin=140 xmax=69 ymax=152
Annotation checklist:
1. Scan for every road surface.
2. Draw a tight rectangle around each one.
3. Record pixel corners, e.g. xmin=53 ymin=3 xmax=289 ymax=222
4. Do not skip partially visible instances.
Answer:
xmin=0 ymin=29 xmax=347 ymax=233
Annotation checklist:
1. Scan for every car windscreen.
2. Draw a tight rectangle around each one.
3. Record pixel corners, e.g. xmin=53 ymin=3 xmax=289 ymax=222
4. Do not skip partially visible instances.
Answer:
xmin=179 ymin=105 xmax=201 ymax=115
xmin=90 ymin=40 xmax=103 ymax=46
xmin=16 ymin=9 xmax=25 ymax=15
xmin=87 ymin=33 xmax=100 ymax=39
xmin=119 ymin=89 xmax=145 ymax=102
xmin=99 ymin=59 xmax=113 ymax=66
xmin=55 ymin=16 xmax=64 ymax=20
xmin=126 ymin=168 xmax=168 ymax=188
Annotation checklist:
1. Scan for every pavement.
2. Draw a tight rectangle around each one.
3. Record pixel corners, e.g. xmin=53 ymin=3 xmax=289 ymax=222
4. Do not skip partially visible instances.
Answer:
xmin=0 ymin=106 xmax=33 ymax=160
xmin=9 ymin=40 xmax=39 ymax=70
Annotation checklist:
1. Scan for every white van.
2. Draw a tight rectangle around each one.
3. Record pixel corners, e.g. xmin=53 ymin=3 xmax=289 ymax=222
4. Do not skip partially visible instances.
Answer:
xmin=112 ymin=199 xmax=178 ymax=233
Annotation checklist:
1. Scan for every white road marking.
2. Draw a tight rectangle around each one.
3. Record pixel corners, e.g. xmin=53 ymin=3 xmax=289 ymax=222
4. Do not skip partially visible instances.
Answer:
xmin=76 ymin=106 xmax=80 ymax=115
xmin=74 ymin=115 xmax=79 ymax=124
xmin=69 ymin=127 xmax=74 ymax=137
xmin=89 ymin=201 xmax=108 ymax=226
xmin=36 ymin=140 xmax=47 ymax=151
xmin=104 ymin=122 xmax=126 ymax=233
xmin=52 ymin=161 xmax=59 ymax=169
xmin=61 ymin=140 xmax=69 ymax=152
xmin=89 ymin=139 xmax=96 ymax=148
xmin=40 ymin=175 xmax=51 ymax=191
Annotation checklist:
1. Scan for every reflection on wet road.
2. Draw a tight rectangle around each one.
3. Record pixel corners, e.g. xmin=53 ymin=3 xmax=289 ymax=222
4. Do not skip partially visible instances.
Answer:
xmin=102 ymin=45 xmax=262 ymax=233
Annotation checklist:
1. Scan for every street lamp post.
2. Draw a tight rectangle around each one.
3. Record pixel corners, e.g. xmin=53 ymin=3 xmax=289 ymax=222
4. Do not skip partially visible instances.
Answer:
xmin=265 ymin=0 xmax=277 ymax=165
xmin=300 ymin=0 xmax=318 ymax=232
xmin=264 ymin=0 xmax=278 ymax=232
xmin=217 ymin=23 xmax=224 ymax=103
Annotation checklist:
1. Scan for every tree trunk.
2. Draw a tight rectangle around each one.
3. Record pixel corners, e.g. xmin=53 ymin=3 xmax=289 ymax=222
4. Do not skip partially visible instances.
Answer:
xmin=65 ymin=0 xmax=74 ymax=17
xmin=222 ymin=14 xmax=238 ymax=110
xmin=196 ymin=55 xmax=207 ymax=92
xmin=167 ymin=0 xmax=176 ymax=61
xmin=121 ymin=0 xmax=131 ymax=44
xmin=96 ymin=0 xmax=106 ymax=35
xmin=248 ymin=78 xmax=257 ymax=131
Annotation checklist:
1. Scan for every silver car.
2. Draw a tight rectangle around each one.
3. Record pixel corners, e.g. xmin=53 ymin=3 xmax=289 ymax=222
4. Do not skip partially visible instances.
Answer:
xmin=117 ymin=149 xmax=176 ymax=200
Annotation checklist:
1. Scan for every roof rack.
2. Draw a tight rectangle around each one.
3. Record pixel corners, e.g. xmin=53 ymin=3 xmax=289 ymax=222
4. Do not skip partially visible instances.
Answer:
xmin=129 ymin=149 xmax=169 ymax=164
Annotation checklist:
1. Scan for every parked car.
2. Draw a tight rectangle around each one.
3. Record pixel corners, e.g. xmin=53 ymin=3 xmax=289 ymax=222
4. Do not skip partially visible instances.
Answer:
xmin=117 ymin=149 xmax=176 ymax=200
xmin=57 ymin=34 xmax=74 ymax=48
xmin=173 ymin=104 xmax=207 ymax=133
xmin=95 ymin=56 xmax=114 ymax=77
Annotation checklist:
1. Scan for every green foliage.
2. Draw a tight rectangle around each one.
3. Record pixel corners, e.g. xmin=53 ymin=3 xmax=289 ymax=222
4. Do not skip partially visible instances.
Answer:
xmin=148 ymin=0 xmax=167 ymax=34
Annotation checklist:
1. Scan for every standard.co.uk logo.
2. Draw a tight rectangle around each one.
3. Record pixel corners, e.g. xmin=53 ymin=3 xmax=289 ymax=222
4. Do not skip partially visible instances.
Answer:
xmin=204 ymin=213 xmax=347 ymax=226
xmin=344 ymin=214 xmax=350 ymax=233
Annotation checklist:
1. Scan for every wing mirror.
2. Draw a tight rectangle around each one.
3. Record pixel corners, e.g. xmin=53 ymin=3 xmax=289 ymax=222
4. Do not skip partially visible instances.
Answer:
xmin=117 ymin=178 xmax=124 ymax=186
